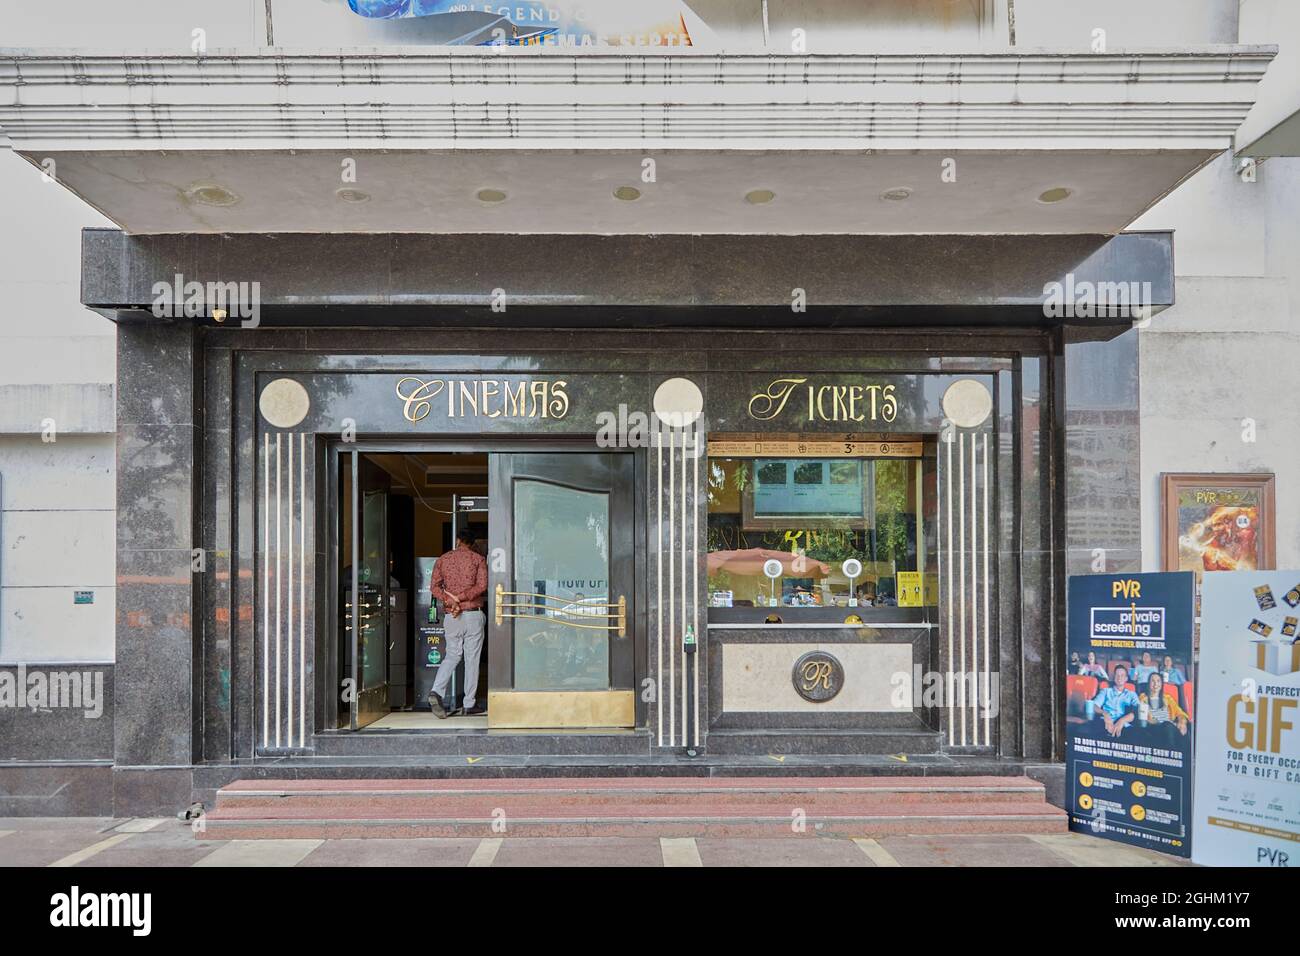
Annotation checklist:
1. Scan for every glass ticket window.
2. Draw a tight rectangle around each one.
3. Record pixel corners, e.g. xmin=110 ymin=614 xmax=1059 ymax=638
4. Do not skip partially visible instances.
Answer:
xmin=707 ymin=434 xmax=937 ymax=618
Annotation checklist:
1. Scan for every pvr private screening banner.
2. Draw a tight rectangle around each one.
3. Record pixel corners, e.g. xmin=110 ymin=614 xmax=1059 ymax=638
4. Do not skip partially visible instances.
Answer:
xmin=1066 ymin=572 xmax=1196 ymax=857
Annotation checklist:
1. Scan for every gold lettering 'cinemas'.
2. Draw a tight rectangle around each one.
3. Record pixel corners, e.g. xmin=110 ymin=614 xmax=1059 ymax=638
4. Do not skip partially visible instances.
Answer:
xmin=396 ymin=377 xmax=569 ymax=423
xmin=748 ymin=377 xmax=898 ymax=424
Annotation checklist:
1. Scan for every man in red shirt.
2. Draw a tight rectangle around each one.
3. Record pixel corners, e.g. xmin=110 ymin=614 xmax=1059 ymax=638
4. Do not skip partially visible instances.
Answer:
xmin=428 ymin=528 xmax=489 ymax=718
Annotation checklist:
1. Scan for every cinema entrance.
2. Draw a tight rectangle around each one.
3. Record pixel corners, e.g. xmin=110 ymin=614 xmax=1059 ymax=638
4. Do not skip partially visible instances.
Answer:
xmin=331 ymin=442 xmax=639 ymax=734
xmin=62 ymin=224 xmax=1177 ymax=820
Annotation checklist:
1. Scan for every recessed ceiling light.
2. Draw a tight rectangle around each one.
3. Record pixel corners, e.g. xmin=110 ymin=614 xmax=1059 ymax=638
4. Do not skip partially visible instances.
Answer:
xmin=476 ymin=188 xmax=507 ymax=203
xmin=880 ymin=186 xmax=912 ymax=202
xmin=335 ymin=187 xmax=370 ymax=203
xmin=745 ymin=189 xmax=776 ymax=205
xmin=1037 ymin=187 xmax=1073 ymax=204
xmin=183 ymin=182 xmax=240 ymax=207
xmin=613 ymin=186 xmax=642 ymax=202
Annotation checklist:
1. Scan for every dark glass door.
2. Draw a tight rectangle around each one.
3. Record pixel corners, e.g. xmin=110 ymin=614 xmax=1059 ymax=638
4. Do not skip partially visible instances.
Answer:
xmin=348 ymin=453 xmax=391 ymax=729
xmin=487 ymin=453 xmax=635 ymax=728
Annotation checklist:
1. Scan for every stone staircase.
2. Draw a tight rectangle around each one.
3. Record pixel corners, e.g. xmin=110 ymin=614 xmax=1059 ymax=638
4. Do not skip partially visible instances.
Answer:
xmin=198 ymin=775 xmax=1066 ymax=840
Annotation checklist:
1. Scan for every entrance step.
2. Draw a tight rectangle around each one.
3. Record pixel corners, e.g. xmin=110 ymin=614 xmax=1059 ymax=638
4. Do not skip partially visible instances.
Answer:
xmin=311 ymin=728 xmax=938 ymax=757
xmin=199 ymin=775 xmax=1065 ymax=840
xmin=311 ymin=729 xmax=653 ymax=758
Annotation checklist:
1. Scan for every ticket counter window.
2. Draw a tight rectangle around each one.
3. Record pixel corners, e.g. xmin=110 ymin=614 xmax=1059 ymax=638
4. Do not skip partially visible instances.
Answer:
xmin=706 ymin=436 xmax=937 ymax=616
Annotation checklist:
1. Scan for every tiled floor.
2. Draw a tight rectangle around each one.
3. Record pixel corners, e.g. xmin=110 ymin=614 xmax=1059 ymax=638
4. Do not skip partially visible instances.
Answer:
xmin=0 ymin=818 xmax=1190 ymax=867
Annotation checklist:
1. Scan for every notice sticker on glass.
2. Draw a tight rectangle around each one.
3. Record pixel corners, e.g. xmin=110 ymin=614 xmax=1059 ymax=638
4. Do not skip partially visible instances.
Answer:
xmin=897 ymin=571 xmax=923 ymax=607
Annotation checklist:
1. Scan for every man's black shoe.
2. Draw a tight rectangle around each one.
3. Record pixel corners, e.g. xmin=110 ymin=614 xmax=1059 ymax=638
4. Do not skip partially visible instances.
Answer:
xmin=463 ymin=704 xmax=487 ymax=716
xmin=429 ymin=696 xmax=448 ymax=719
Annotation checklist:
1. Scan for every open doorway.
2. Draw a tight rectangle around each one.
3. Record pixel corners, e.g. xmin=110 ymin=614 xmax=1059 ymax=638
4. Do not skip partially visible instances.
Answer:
xmin=331 ymin=442 xmax=639 ymax=735
xmin=337 ymin=450 xmax=490 ymax=731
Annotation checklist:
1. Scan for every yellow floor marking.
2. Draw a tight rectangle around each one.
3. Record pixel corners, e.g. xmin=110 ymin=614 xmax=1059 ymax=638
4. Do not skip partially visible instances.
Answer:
xmin=48 ymin=833 xmax=133 ymax=867
xmin=661 ymin=837 xmax=703 ymax=867
xmin=854 ymin=838 xmax=902 ymax=867
xmin=468 ymin=838 xmax=502 ymax=867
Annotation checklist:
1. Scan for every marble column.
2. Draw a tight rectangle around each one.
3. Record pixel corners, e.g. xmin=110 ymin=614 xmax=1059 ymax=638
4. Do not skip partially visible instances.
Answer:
xmin=114 ymin=321 xmax=199 ymax=815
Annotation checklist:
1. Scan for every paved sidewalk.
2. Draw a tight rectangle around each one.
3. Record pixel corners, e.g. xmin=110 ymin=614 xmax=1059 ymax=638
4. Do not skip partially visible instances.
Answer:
xmin=0 ymin=818 xmax=1189 ymax=867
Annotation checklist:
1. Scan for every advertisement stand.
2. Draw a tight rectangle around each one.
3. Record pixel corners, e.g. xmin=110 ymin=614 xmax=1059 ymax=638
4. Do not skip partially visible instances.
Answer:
xmin=1193 ymin=571 xmax=1300 ymax=867
xmin=1066 ymin=572 xmax=1196 ymax=857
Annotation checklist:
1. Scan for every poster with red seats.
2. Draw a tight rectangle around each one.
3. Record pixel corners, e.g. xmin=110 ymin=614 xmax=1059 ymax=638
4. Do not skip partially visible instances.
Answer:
xmin=1067 ymin=572 xmax=1196 ymax=857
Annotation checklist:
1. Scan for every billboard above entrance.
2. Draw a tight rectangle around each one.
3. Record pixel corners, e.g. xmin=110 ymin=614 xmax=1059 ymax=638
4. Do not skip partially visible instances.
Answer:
xmin=347 ymin=1 xmax=713 ymax=47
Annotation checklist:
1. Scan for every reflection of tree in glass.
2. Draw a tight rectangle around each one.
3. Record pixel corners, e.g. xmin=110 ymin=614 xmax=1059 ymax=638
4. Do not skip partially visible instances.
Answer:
xmin=874 ymin=459 xmax=910 ymax=566
xmin=829 ymin=462 xmax=855 ymax=484
xmin=732 ymin=461 xmax=750 ymax=493
xmin=707 ymin=459 xmax=753 ymax=507
xmin=793 ymin=462 xmax=823 ymax=485
xmin=791 ymin=526 xmax=862 ymax=565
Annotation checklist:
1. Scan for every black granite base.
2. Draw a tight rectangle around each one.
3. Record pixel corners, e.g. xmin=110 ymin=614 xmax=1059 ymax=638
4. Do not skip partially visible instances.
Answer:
xmin=705 ymin=729 xmax=942 ymax=755
xmin=0 ymin=762 xmax=113 ymax=816
xmin=311 ymin=729 xmax=655 ymax=757
xmin=1025 ymin=762 xmax=1067 ymax=810
xmin=112 ymin=766 xmax=196 ymax=818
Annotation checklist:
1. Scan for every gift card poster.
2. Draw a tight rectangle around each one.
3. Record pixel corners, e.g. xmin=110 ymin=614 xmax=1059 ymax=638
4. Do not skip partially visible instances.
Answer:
xmin=1066 ymin=572 xmax=1196 ymax=857
xmin=347 ymin=1 xmax=713 ymax=47
xmin=1192 ymin=571 xmax=1300 ymax=867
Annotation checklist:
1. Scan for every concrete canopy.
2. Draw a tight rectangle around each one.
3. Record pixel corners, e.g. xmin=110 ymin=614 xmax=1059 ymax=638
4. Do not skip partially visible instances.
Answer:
xmin=0 ymin=47 xmax=1275 ymax=236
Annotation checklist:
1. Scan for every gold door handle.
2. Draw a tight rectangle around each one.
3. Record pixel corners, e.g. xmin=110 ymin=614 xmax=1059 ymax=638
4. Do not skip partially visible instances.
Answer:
xmin=492 ymin=582 xmax=625 ymax=635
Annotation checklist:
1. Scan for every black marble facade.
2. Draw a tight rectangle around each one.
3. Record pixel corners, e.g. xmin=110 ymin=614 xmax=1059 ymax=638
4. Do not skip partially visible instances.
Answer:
xmin=3 ymin=323 xmax=1140 ymax=814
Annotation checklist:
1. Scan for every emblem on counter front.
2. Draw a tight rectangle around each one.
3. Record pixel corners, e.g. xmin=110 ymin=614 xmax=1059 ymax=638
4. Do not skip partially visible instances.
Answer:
xmin=792 ymin=651 xmax=845 ymax=703
xmin=748 ymin=378 xmax=897 ymax=424
xmin=397 ymin=377 xmax=569 ymax=423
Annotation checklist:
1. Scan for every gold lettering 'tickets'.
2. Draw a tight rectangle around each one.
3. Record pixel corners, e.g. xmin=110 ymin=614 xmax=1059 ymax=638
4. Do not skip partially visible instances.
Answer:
xmin=748 ymin=378 xmax=807 ymax=421
xmin=747 ymin=378 xmax=898 ymax=423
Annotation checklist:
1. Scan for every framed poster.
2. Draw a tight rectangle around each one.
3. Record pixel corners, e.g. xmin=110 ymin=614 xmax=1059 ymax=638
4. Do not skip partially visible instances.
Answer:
xmin=1161 ymin=473 xmax=1276 ymax=573
xmin=1066 ymin=572 xmax=1197 ymax=857
xmin=1192 ymin=570 xmax=1300 ymax=867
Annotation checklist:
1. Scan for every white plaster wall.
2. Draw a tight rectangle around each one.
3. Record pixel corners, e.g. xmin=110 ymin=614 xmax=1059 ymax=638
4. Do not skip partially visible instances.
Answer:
xmin=1130 ymin=153 xmax=1300 ymax=571
xmin=0 ymin=1 xmax=258 ymax=48
xmin=1236 ymin=0 xmax=1300 ymax=154
xmin=1013 ymin=0 xmax=1238 ymax=47
xmin=0 ymin=147 xmax=116 ymax=662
